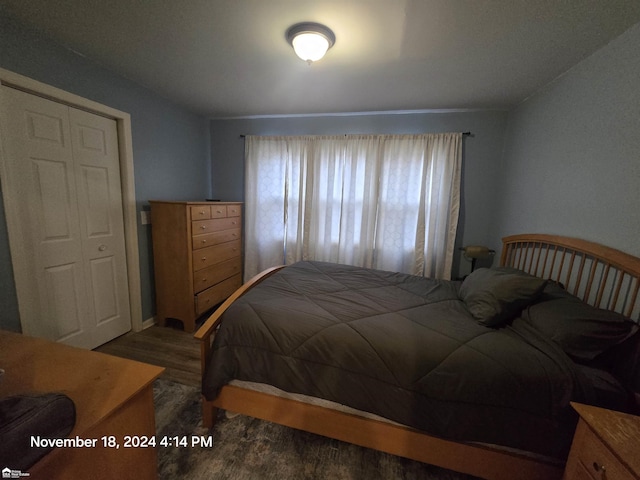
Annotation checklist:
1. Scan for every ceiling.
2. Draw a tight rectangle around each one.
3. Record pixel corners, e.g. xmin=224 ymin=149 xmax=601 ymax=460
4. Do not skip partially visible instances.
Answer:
xmin=3 ymin=0 xmax=640 ymax=117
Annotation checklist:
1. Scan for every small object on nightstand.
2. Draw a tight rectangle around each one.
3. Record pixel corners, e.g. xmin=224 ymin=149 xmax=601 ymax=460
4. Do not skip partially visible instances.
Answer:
xmin=563 ymin=402 xmax=640 ymax=480
xmin=460 ymin=245 xmax=495 ymax=272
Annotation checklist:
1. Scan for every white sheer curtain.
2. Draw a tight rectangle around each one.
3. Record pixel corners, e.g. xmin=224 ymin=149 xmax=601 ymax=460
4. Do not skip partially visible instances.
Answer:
xmin=244 ymin=133 xmax=462 ymax=280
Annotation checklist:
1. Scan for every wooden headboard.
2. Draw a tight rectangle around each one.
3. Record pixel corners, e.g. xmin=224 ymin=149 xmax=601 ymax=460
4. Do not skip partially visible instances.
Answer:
xmin=501 ymin=234 xmax=640 ymax=396
xmin=501 ymin=234 xmax=640 ymax=322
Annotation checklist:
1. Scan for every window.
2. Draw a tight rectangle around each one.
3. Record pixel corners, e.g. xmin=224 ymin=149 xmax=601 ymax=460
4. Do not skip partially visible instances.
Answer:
xmin=244 ymin=133 xmax=462 ymax=280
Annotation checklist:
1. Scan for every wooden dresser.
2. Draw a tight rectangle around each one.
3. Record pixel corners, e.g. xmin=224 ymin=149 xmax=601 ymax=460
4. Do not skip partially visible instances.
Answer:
xmin=150 ymin=201 xmax=243 ymax=332
xmin=563 ymin=402 xmax=640 ymax=480
xmin=0 ymin=330 xmax=164 ymax=480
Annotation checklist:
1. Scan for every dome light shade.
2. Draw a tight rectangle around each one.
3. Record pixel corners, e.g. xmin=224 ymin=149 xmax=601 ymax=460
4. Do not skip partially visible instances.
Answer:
xmin=286 ymin=22 xmax=335 ymax=64
xmin=292 ymin=33 xmax=329 ymax=62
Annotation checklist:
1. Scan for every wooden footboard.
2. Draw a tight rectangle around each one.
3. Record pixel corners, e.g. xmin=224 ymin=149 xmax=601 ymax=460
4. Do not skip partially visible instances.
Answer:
xmin=194 ymin=265 xmax=285 ymax=374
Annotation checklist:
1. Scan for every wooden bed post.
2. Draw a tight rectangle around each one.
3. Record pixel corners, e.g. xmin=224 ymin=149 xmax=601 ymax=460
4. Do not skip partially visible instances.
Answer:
xmin=202 ymin=396 xmax=218 ymax=429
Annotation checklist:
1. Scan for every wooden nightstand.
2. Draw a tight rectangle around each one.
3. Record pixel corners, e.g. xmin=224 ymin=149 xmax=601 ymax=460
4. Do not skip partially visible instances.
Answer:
xmin=563 ymin=402 xmax=640 ymax=480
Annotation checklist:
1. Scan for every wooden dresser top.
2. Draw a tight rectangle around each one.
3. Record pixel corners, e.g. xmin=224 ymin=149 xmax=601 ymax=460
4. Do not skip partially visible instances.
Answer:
xmin=0 ymin=330 xmax=164 ymax=437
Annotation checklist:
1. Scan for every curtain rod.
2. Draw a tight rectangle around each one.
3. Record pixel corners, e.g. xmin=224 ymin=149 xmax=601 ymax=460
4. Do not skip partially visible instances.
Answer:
xmin=239 ymin=132 xmax=471 ymax=138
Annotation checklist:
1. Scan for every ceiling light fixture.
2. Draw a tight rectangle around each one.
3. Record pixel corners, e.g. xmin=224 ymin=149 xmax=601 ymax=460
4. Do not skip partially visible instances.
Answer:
xmin=286 ymin=22 xmax=335 ymax=64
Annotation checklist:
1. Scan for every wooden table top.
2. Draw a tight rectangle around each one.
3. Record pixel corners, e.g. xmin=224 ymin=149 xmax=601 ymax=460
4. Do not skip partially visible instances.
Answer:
xmin=0 ymin=330 xmax=164 ymax=436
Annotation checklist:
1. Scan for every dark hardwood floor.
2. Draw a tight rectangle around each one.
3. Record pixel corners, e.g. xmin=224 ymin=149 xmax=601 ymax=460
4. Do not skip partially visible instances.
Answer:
xmin=95 ymin=325 xmax=200 ymax=388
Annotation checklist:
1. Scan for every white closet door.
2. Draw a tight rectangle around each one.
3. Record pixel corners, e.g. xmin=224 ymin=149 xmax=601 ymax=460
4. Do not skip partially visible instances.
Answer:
xmin=70 ymin=107 xmax=131 ymax=346
xmin=0 ymin=86 xmax=131 ymax=348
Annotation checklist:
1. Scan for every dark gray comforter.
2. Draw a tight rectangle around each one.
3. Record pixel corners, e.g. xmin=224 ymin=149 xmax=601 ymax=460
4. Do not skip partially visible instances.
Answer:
xmin=203 ymin=261 xmax=597 ymax=457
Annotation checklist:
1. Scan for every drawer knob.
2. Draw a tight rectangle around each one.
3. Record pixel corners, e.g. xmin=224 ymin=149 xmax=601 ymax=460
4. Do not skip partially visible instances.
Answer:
xmin=201 ymin=225 xmax=206 ymax=230
xmin=592 ymin=462 xmax=606 ymax=474
xmin=216 ymin=210 xmax=223 ymax=214
xmin=201 ymin=240 xmax=207 ymax=244
xmin=201 ymin=257 xmax=207 ymax=261
xmin=199 ymin=210 xmax=205 ymax=215
xmin=98 ymin=244 xmax=107 ymax=252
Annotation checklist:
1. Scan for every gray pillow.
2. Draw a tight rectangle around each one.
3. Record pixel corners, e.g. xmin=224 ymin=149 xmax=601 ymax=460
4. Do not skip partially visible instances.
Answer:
xmin=459 ymin=267 xmax=547 ymax=327
xmin=522 ymin=296 xmax=639 ymax=361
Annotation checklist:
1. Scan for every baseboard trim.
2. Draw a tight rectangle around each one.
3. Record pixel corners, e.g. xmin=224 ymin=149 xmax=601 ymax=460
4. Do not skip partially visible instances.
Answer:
xmin=142 ymin=317 xmax=156 ymax=330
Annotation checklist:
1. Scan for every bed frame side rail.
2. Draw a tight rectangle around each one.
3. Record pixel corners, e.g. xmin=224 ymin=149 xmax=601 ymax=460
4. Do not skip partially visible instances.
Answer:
xmin=213 ymin=384 xmax=563 ymax=480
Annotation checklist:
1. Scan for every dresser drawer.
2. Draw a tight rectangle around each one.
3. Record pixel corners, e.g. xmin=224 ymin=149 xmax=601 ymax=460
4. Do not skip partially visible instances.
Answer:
xmin=195 ymin=274 xmax=242 ymax=315
xmin=565 ymin=421 xmax=635 ymax=480
xmin=192 ymin=228 xmax=241 ymax=250
xmin=192 ymin=239 xmax=241 ymax=271
xmin=210 ymin=205 xmax=228 ymax=218
xmin=190 ymin=205 xmax=211 ymax=220
xmin=192 ymin=216 xmax=241 ymax=235
xmin=568 ymin=460 xmax=597 ymax=480
xmin=193 ymin=257 xmax=242 ymax=293
xmin=227 ymin=204 xmax=241 ymax=217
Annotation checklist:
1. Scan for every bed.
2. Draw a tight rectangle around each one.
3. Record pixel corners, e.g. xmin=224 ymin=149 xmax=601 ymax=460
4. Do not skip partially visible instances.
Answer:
xmin=194 ymin=234 xmax=640 ymax=480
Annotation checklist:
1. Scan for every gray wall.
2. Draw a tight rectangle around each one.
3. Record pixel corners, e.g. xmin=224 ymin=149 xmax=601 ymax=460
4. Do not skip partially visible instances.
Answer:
xmin=210 ymin=110 xmax=509 ymax=278
xmin=0 ymin=12 xmax=211 ymax=331
xmin=494 ymin=22 xmax=640 ymax=257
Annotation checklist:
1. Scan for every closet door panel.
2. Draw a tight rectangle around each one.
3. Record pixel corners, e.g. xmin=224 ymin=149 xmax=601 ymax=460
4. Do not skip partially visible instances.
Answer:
xmin=1 ymin=87 xmax=92 ymax=346
xmin=70 ymin=107 xmax=130 ymax=345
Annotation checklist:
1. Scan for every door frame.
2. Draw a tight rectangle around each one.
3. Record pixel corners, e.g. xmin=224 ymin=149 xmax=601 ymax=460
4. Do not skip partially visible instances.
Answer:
xmin=0 ymin=68 xmax=143 ymax=334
